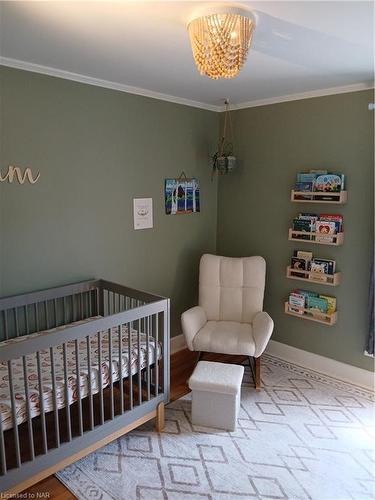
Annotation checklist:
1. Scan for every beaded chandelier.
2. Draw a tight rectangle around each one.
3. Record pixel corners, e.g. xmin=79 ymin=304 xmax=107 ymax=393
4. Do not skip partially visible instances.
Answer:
xmin=188 ymin=8 xmax=255 ymax=80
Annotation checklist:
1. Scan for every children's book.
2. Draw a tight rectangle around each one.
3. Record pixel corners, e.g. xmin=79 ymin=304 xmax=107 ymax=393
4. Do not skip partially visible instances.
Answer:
xmin=294 ymin=182 xmax=314 ymax=199
xmin=291 ymin=257 xmax=308 ymax=277
xmin=310 ymin=261 xmax=329 ymax=281
xmin=315 ymin=221 xmax=337 ymax=242
xmin=289 ymin=292 xmax=305 ymax=314
xmin=294 ymin=181 xmax=314 ymax=192
xmin=312 ymin=258 xmax=335 ymax=274
xmin=307 ymin=296 xmax=328 ymax=314
xmin=293 ymin=219 xmax=313 ymax=239
xmin=319 ymin=295 xmax=336 ymax=314
xmin=319 ymin=214 xmax=343 ymax=232
xmin=296 ymin=173 xmax=317 ymax=184
xmin=296 ymin=250 xmax=313 ymax=262
xmin=314 ymin=174 xmax=344 ymax=193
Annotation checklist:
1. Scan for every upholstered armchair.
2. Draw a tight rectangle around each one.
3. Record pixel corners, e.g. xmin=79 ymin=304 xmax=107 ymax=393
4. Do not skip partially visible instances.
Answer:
xmin=181 ymin=254 xmax=274 ymax=389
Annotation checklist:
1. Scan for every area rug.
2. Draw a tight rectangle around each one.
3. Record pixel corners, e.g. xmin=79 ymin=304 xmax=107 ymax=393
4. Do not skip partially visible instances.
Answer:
xmin=56 ymin=355 xmax=375 ymax=499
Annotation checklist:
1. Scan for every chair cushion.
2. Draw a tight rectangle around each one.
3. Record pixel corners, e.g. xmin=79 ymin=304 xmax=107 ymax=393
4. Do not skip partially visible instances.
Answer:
xmin=192 ymin=320 xmax=255 ymax=356
xmin=188 ymin=361 xmax=244 ymax=395
xmin=199 ymin=254 xmax=265 ymax=323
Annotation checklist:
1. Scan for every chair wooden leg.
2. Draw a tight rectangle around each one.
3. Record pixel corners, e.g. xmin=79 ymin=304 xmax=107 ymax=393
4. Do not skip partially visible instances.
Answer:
xmin=255 ymin=356 xmax=261 ymax=391
xmin=156 ymin=402 xmax=165 ymax=432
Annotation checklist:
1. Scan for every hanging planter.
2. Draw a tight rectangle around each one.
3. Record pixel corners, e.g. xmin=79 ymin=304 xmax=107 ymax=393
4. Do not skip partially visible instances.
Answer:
xmin=212 ymin=100 xmax=237 ymax=176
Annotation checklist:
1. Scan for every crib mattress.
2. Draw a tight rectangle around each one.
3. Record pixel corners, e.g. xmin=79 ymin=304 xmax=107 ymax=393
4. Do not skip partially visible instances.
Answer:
xmin=0 ymin=320 xmax=161 ymax=431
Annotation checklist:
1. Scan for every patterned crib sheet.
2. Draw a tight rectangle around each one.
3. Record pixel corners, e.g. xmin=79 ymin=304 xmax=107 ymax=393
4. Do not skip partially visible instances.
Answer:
xmin=0 ymin=320 xmax=161 ymax=431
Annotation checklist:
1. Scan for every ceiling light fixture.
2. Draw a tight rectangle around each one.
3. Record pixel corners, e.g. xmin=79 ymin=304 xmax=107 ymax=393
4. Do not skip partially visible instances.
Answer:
xmin=187 ymin=6 xmax=256 ymax=80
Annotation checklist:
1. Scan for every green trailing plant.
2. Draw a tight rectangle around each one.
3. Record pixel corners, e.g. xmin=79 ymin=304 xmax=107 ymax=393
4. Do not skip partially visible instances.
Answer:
xmin=211 ymin=100 xmax=237 ymax=176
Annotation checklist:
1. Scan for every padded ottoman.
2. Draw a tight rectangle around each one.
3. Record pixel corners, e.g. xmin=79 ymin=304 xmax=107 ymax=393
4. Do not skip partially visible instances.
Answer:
xmin=188 ymin=360 xmax=244 ymax=431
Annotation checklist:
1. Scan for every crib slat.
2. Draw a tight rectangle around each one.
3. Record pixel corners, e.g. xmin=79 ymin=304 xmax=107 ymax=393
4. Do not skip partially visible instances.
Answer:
xmin=118 ymin=323 xmax=124 ymax=414
xmin=3 ymin=310 xmax=8 ymax=340
xmin=45 ymin=301 xmax=49 ymax=330
xmin=35 ymin=303 xmax=39 ymax=332
xmin=63 ymin=297 xmax=67 ymax=324
xmin=146 ymin=316 xmax=150 ymax=401
xmin=155 ymin=313 xmax=159 ymax=397
xmin=49 ymin=347 xmax=60 ymax=447
xmin=62 ymin=343 xmax=72 ymax=442
xmin=0 ymin=401 xmax=6 ymax=474
xmin=108 ymin=328 xmax=114 ymax=419
xmin=86 ymin=336 xmax=94 ymax=430
xmin=54 ymin=299 xmax=58 ymax=327
xmin=22 ymin=355 xmax=35 ymax=460
xmin=137 ymin=317 xmax=142 ymax=406
xmin=72 ymin=295 xmax=76 ymax=322
xmin=80 ymin=293 xmax=84 ymax=320
xmin=36 ymin=352 xmax=48 ymax=454
xmin=89 ymin=290 xmax=93 ymax=317
xmin=8 ymin=360 xmax=21 ymax=467
xmin=75 ymin=339 xmax=83 ymax=436
xmin=97 ymin=331 xmax=104 ymax=425
xmin=14 ymin=308 xmax=19 ymax=337
xmin=128 ymin=322 xmax=133 ymax=410
xmin=25 ymin=305 xmax=29 ymax=335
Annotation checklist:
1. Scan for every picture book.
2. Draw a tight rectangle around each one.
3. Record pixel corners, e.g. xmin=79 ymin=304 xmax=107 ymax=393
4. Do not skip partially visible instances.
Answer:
xmin=294 ymin=182 xmax=314 ymax=199
xmin=319 ymin=214 xmax=343 ymax=232
xmin=296 ymin=250 xmax=313 ymax=261
xmin=307 ymin=296 xmax=328 ymax=314
xmin=314 ymin=174 xmax=344 ymax=193
xmin=310 ymin=261 xmax=329 ymax=281
xmin=298 ymin=212 xmax=319 ymax=221
xmin=315 ymin=221 xmax=337 ymax=243
xmin=312 ymin=258 xmax=335 ymax=274
xmin=293 ymin=219 xmax=313 ymax=239
xmin=296 ymin=172 xmax=317 ymax=184
xmin=291 ymin=257 xmax=308 ymax=277
xmin=294 ymin=181 xmax=314 ymax=192
xmin=319 ymin=295 xmax=337 ymax=314
xmin=295 ymin=289 xmax=319 ymax=299
xmin=288 ymin=292 xmax=305 ymax=314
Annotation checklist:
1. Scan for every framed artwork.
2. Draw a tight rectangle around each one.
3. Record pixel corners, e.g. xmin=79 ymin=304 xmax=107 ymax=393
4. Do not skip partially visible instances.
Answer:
xmin=133 ymin=198 xmax=153 ymax=230
xmin=165 ymin=173 xmax=200 ymax=215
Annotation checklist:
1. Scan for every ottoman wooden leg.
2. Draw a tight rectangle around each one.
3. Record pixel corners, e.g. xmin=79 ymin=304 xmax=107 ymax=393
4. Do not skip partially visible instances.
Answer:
xmin=156 ymin=402 xmax=165 ymax=432
xmin=255 ymin=357 xmax=261 ymax=391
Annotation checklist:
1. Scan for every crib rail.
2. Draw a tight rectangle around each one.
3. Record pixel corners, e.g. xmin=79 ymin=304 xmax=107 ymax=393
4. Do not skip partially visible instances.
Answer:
xmin=0 ymin=280 xmax=170 ymax=494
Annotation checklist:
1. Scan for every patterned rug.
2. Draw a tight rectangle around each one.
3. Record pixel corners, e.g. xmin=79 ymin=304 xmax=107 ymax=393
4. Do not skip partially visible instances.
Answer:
xmin=56 ymin=355 xmax=375 ymax=499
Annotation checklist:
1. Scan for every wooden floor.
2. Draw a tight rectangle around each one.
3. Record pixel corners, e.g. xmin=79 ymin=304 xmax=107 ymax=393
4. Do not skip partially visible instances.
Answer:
xmin=22 ymin=350 xmax=247 ymax=499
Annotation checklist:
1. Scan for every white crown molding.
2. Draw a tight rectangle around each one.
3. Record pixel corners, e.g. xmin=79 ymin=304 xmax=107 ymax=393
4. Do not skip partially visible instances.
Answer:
xmin=0 ymin=57 xmax=221 ymax=112
xmin=226 ymin=82 xmax=375 ymax=111
xmin=1 ymin=57 xmax=373 ymax=113
xmin=170 ymin=334 xmax=374 ymax=390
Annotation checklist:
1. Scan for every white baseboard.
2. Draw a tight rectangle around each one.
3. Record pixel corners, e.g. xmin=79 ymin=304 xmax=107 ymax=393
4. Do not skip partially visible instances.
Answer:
xmin=266 ymin=340 xmax=374 ymax=391
xmin=170 ymin=334 xmax=374 ymax=390
xmin=170 ymin=334 xmax=188 ymax=354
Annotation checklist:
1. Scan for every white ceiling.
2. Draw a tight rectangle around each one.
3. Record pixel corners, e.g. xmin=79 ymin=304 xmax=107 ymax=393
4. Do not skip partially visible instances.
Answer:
xmin=0 ymin=1 xmax=374 ymax=110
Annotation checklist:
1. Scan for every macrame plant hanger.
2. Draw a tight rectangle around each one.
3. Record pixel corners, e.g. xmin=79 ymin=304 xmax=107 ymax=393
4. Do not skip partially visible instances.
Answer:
xmin=219 ymin=99 xmax=234 ymax=159
xmin=212 ymin=99 xmax=237 ymax=178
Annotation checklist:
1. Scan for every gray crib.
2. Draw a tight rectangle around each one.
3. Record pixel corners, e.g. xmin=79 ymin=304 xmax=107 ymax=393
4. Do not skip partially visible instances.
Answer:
xmin=0 ymin=279 xmax=170 ymax=494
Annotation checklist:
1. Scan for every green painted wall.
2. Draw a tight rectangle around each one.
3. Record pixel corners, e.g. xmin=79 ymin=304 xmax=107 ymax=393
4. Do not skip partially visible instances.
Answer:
xmin=1 ymin=67 xmax=373 ymax=371
xmin=217 ymin=90 xmax=374 ymax=371
xmin=0 ymin=67 xmax=218 ymax=336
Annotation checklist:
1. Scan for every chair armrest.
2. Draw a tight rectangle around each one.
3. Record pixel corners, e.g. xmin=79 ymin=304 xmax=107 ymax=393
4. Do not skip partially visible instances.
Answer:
xmin=253 ymin=311 xmax=274 ymax=357
xmin=181 ymin=306 xmax=207 ymax=351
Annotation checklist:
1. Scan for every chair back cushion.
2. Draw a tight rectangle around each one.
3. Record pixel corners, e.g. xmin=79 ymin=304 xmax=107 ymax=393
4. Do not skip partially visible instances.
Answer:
xmin=199 ymin=254 xmax=266 ymax=323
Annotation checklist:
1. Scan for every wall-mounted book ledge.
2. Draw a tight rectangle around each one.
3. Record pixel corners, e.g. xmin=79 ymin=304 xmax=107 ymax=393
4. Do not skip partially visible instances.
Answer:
xmin=284 ymin=302 xmax=337 ymax=326
xmin=288 ymin=228 xmax=344 ymax=246
xmin=291 ymin=190 xmax=347 ymax=204
xmin=286 ymin=266 xmax=341 ymax=286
